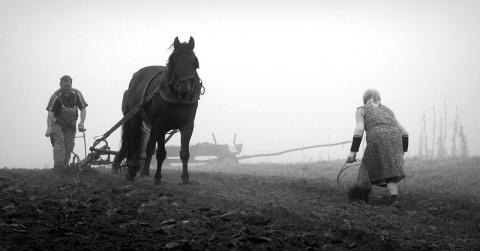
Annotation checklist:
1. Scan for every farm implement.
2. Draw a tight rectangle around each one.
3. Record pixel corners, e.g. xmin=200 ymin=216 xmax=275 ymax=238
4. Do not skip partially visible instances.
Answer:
xmin=74 ymin=133 xmax=350 ymax=174
xmin=73 ymin=124 xmax=351 ymax=174
xmin=69 ymin=85 xmax=350 ymax=173
xmin=69 ymin=82 xmax=181 ymax=175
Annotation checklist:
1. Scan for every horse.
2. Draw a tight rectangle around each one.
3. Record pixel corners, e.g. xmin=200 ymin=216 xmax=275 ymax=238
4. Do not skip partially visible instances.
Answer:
xmin=113 ymin=37 xmax=202 ymax=184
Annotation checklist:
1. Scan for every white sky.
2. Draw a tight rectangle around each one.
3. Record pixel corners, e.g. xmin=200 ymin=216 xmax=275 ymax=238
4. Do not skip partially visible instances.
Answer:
xmin=1 ymin=0 xmax=479 ymax=168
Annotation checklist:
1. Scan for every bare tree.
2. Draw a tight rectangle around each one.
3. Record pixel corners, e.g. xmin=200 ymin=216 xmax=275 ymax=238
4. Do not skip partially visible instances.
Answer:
xmin=444 ymin=101 xmax=447 ymax=152
xmin=418 ymin=112 xmax=425 ymax=158
xmin=451 ymin=107 xmax=458 ymax=158
xmin=437 ymin=117 xmax=446 ymax=159
xmin=458 ymin=117 xmax=469 ymax=158
xmin=418 ymin=124 xmax=424 ymax=158
xmin=423 ymin=111 xmax=429 ymax=158
xmin=431 ymin=106 xmax=436 ymax=159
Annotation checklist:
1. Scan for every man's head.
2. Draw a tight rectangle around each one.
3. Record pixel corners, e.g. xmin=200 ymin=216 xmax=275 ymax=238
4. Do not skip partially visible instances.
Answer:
xmin=60 ymin=75 xmax=72 ymax=96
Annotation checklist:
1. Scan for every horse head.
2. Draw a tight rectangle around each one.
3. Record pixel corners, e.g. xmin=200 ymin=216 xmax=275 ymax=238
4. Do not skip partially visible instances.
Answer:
xmin=167 ymin=37 xmax=200 ymax=100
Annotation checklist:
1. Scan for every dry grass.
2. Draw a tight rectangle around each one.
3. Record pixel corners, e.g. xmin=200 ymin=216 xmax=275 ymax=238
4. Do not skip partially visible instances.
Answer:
xmin=185 ymin=160 xmax=343 ymax=180
xmin=177 ymin=157 xmax=480 ymax=200
xmin=402 ymin=158 xmax=480 ymax=199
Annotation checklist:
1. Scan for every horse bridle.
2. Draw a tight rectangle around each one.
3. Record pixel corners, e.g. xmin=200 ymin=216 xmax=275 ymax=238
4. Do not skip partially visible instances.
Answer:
xmin=167 ymin=71 xmax=204 ymax=100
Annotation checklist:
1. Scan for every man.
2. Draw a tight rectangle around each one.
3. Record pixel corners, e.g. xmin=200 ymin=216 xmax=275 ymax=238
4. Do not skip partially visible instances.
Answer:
xmin=45 ymin=75 xmax=88 ymax=173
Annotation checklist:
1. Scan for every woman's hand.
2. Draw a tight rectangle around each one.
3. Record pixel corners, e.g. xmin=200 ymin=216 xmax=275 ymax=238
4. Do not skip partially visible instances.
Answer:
xmin=347 ymin=152 xmax=357 ymax=163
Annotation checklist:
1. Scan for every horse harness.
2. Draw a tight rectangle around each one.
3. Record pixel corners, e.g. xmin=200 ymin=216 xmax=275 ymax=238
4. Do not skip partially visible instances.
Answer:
xmin=166 ymin=72 xmax=204 ymax=100
xmin=139 ymin=67 xmax=204 ymax=129
xmin=98 ymin=67 xmax=204 ymax=141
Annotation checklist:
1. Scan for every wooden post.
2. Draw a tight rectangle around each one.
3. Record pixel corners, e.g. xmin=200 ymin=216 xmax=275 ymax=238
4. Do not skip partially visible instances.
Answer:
xmin=212 ymin=133 xmax=220 ymax=159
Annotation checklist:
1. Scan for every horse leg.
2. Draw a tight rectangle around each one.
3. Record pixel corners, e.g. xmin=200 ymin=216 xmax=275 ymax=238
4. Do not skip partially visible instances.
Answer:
xmin=180 ymin=124 xmax=194 ymax=184
xmin=141 ymin=127 xmax=157 ymax=177
xmin=112 ymin=150 xmax=125 ymax=175
xmin=125 ymin=118 xmax=142 ymax=181
xmin=154 ymin=133 xmax=167 ymax=185
xmin=126 ymin=155 xmax=139 ymax=181
xmin=139 ymin=123 xmax=153 ymax=177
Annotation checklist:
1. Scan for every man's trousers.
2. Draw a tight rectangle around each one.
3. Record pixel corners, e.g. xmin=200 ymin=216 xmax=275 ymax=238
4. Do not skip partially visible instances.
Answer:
xmin=51 ymin=122 xmax=76 ymax=169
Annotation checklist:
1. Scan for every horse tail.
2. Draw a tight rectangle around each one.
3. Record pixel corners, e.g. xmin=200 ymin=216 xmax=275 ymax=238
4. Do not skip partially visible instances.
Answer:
xmin=114 ymin=71 xmax=145 ymax=171
xmin=123 ymin=72 xmax=144 ymax=170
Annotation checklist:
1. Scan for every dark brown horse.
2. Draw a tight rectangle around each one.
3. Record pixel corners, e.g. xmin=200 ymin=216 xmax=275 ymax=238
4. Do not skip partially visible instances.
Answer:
xmin=114 ymin=37 xmax=202 ymax=184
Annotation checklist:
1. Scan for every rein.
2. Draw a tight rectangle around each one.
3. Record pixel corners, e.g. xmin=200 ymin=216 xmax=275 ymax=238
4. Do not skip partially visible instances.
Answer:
xmin=164 ymin=69 xmax=204 ymax=101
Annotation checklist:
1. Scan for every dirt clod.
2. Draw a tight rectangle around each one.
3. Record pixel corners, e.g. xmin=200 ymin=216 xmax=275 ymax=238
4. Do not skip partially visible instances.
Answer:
xmin=1 ymin=168 xmax=479 ymax=250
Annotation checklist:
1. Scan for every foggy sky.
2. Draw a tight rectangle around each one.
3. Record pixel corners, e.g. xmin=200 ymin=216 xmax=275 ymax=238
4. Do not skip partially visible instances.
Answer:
xmin=1 ymin=0 xmax=479 ymax=168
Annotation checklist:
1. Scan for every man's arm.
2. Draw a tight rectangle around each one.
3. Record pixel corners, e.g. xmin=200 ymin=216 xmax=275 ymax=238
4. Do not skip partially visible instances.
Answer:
xmin=78 ymin=108 xmax=86 ymax=131
xmin=45 ymin=111 xmax=54 ymax=137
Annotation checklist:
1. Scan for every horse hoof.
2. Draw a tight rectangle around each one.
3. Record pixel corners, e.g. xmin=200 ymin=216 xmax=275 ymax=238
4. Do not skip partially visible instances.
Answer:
xmin=154 ymin=180 xmax=161 ymax=186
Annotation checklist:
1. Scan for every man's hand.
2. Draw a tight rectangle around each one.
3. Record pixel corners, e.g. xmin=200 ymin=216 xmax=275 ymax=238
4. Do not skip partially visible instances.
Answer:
xmin=347 ymin=152 xmax=356 ymax=163
xmin=45 ymin=128 xmax=52 ymax=137
xmin=78 ymin=123 xmax=85 ymax=132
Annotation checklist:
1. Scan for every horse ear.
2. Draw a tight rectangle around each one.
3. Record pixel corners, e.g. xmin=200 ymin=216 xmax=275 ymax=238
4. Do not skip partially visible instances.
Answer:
xmin=174 ymin=37 xmax=180 ymax=49
xmin=188 ymin=36 xmax=195 ymax=50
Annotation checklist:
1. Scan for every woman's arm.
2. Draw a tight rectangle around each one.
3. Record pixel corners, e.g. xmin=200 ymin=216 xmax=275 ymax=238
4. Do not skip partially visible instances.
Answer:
xmin=347 ymin=108 xmax=365 ymax=162
xmin=353 ymin=108 xmax=365 ymax=136
xmin=394 ymin=114 xmax=409 ymax=152
xmin=394 ymin=115 xmax=408 ymax=135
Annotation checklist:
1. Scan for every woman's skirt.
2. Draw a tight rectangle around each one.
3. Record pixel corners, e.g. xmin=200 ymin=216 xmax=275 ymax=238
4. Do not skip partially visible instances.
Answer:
xmin=362 ymin=126 xmax=405 ymax=186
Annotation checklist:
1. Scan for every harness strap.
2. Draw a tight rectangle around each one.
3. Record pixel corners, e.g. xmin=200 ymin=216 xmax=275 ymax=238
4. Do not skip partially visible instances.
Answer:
xmin=139 ymin=71 xmax=164 ymax=128
xmin=98 ymin=75 xmax=162 ymax=141
xmin=140 ymin=108 xmax=153 ymax=129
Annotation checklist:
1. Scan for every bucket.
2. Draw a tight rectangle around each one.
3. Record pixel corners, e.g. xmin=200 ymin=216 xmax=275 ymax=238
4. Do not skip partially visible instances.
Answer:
xmin=337 ymin=161 xmax=372 ymax=203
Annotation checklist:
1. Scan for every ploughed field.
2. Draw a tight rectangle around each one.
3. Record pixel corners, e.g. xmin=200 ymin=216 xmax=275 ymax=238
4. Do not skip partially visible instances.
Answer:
xmin=1 ymin=160 xmax=479 ymax=250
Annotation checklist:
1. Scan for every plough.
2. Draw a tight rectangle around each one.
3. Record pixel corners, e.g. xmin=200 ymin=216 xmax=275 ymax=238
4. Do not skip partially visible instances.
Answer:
xmin=70 ymin=83 xmax=179 ymax=175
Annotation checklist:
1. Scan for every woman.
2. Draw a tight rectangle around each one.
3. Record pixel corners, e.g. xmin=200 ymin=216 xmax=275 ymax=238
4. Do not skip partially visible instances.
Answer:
xmin=347 ymin=89 xmax=408 ymax=206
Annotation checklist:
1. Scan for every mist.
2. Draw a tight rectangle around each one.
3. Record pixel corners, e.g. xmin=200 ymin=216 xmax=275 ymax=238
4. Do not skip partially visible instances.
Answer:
xmin=1 ymin=0 xmax=479 ymax=168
